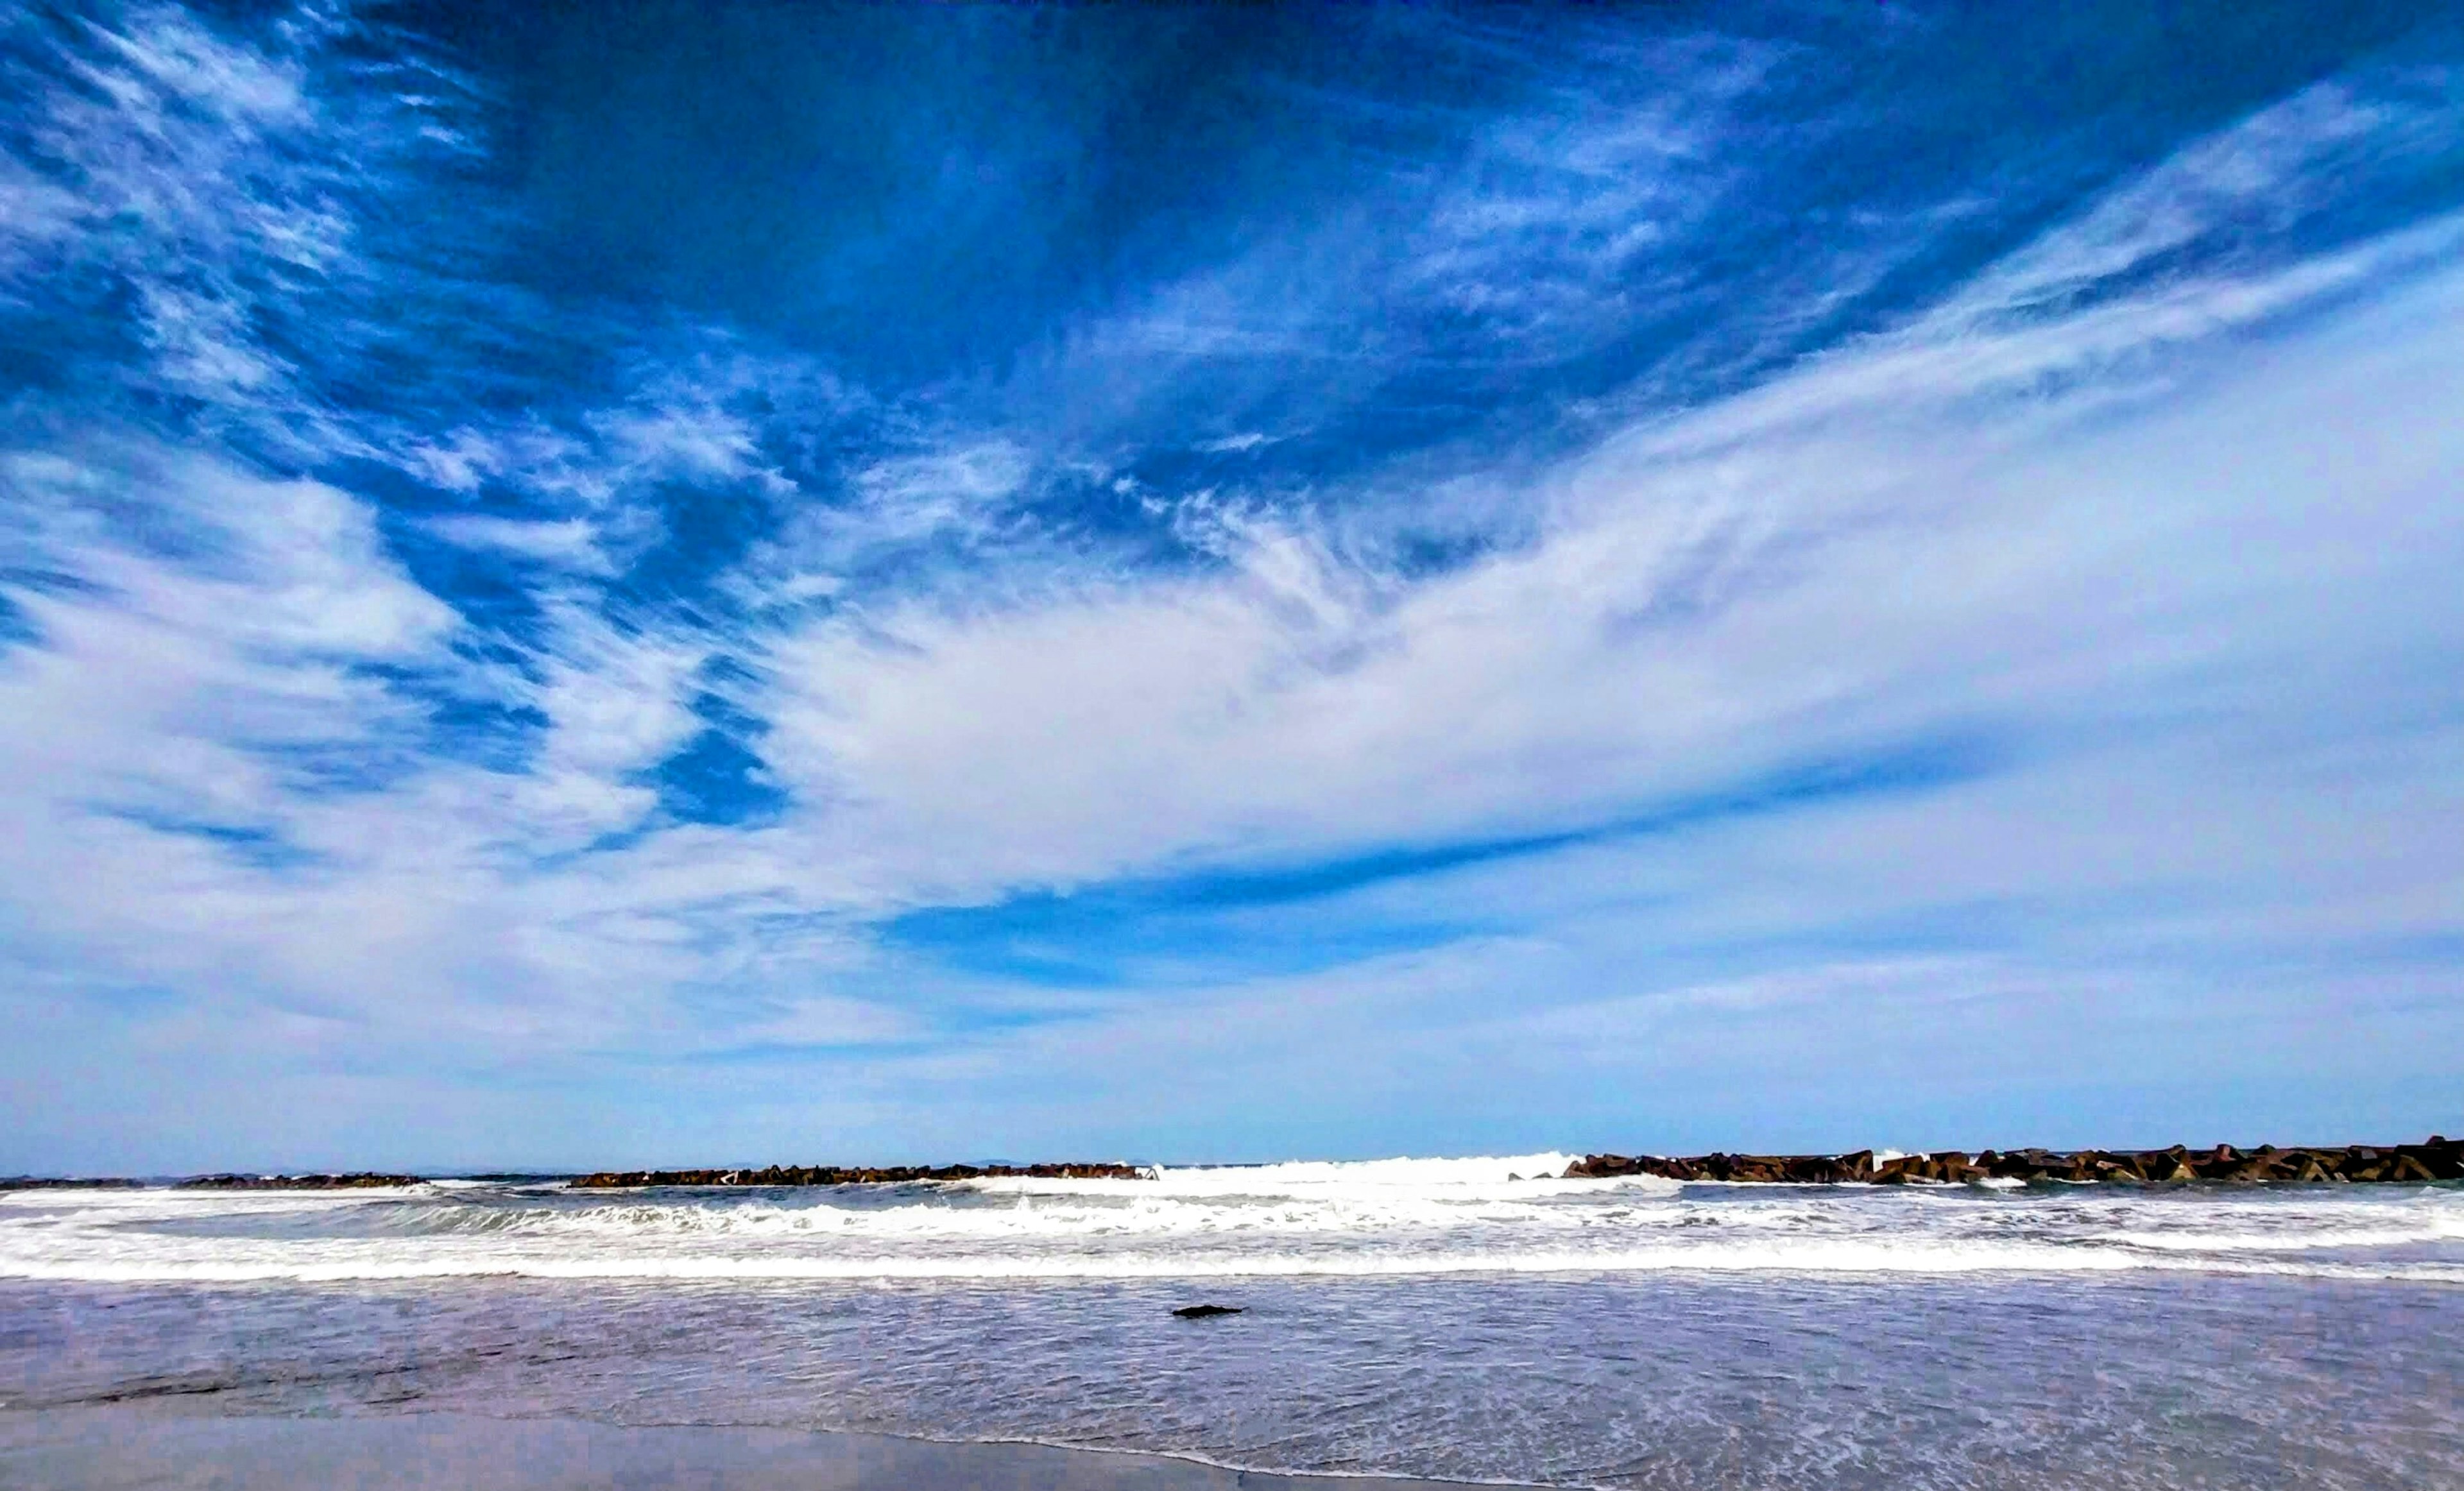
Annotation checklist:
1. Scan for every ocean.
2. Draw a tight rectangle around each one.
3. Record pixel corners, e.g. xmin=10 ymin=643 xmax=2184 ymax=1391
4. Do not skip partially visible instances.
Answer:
xmin=4 ymin=1157 xmax=2461 ymax=1488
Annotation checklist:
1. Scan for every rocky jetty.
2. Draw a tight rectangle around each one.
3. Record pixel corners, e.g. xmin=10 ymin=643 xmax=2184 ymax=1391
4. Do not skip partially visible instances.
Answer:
xmin=0 ymin=1176 xmax=144 ymax=1191
xmin=568 ymin=1161 xmax=1144 ymax=1188
xmin=1564 ymin=1137 xmax=2463 ymax=1185
xmin=175 ymin=1173 xmax=424 ymax=1189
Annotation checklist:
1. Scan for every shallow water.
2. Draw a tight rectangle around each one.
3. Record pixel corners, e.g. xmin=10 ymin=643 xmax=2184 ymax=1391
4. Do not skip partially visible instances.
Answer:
xmin=5 ymin=1158 xmax=2461 ymax=1489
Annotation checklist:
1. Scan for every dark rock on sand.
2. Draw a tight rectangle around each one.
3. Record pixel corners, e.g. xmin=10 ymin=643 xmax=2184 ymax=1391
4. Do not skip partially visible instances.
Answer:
xmin=1172 ymin=1304 xmax=1244 ymax=1318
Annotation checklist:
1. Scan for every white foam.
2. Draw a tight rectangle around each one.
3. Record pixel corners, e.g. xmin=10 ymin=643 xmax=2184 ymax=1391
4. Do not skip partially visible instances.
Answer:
xmin=967 ymin=1153 xmax=1597 ymax=1198
xmin=2092 ymin=1217 xmax=2464 ymax=1252
xmin=6 ymin=1155 xmax=2457 ymax=1289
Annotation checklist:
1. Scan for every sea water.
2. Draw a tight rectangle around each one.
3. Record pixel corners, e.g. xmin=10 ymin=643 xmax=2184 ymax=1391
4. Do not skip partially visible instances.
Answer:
xmin=4 ymin=1157 xmax=2461 ymax=1488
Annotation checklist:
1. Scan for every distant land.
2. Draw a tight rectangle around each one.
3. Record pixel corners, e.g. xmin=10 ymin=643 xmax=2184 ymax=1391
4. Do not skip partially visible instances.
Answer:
xmin=4 ymin=1138 xmax=2456 ymax=1191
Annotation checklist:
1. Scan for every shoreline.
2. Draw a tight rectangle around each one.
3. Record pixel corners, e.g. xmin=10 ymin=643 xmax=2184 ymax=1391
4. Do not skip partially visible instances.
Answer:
xmin=6 ymin=1136 xmax=2458 ymax=1192
xmin=0 ymin=1405 xmax=1496 ymax=1491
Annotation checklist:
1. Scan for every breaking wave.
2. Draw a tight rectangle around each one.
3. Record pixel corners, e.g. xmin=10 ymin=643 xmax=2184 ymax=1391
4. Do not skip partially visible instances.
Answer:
xmin=5 ymin=1153 xmax=2458 ymax=1287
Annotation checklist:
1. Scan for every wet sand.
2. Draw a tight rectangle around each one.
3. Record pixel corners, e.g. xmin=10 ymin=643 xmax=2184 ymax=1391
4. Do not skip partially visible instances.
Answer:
xmin=0 ymin=1407 xmax=1479 ymax=1490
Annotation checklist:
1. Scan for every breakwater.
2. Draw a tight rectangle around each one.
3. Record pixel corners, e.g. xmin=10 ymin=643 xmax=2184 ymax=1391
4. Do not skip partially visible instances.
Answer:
xmin=576 ymin=1139 xmax=2464 ymax=1189
xmin=0 ymin=1177 xmax=143 ymax=1191
xmin=5 ymin=1140 xmax=2456 ymax=1193
xmin=1566 ymin=1137 xmax=2462 ymax=1184
xmin=176 ymin=1173 xmax=425 ymax=1189
xmin=1 ymin=1174 xmax=425 ymax=1191
xmin=568 ymin=1161 xmax=1145 ymax=1188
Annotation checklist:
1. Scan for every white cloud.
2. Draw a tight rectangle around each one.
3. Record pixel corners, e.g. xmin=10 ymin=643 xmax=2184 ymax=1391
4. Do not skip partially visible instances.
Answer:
xmin=1943 ymin=80 xmax=2440 ymax=327
xmin=417 ymin=514 xmax=611 ymax=573
xmin=0 ymin=4 xmax=438 ymax=454
xmin=832 ymin=440 xmax=1033 ymax=553
xmin=746 ymin=236 xmax=2462 ymax=913
xmin=1194 ymin=432 xmax=1275 ymax=454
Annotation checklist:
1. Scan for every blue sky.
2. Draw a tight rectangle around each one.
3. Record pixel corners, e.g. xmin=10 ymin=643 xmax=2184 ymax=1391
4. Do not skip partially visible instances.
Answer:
xmin=1 ymin=2 xmax=2458 ymax=1172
